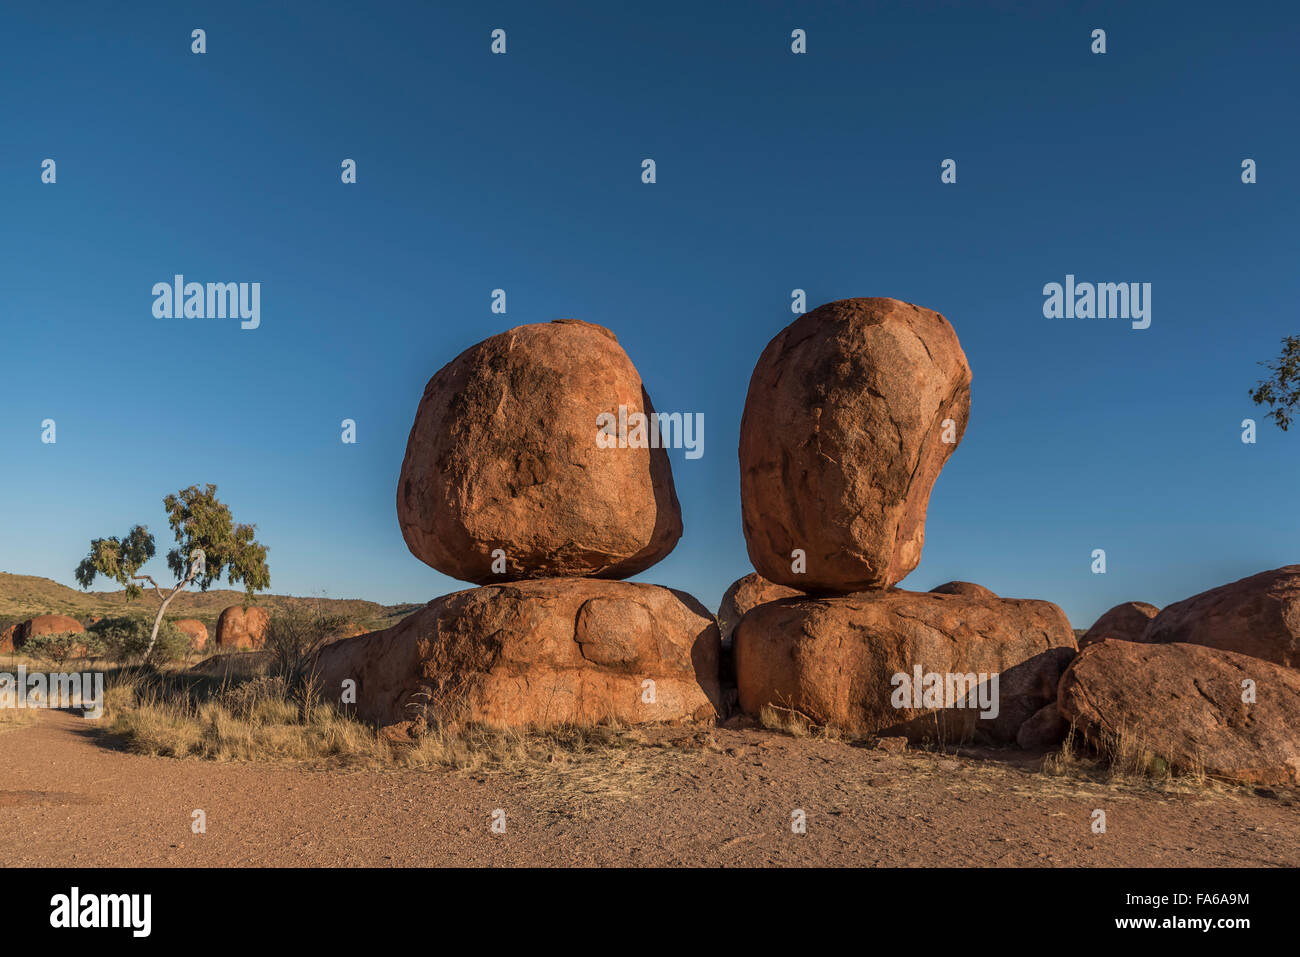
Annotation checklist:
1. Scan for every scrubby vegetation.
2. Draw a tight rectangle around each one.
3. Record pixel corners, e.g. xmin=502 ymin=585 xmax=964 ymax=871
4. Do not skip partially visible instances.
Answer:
xmin=94 ymin=603 xmax=631 ymax=771
xmin=20 ymin=631 xmax=105 ymax=667
xmin=101 ymin=666 xmax=657 ymax=772
xmin=1042 ymin=723 xmax=1211 ymax=788
xmin=0 ymin=572 xmax=416 ymax=638
xmin=88 ymin=615 xmax=190 ymax=664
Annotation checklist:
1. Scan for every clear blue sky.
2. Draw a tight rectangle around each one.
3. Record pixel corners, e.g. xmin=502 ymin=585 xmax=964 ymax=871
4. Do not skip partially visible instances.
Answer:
xmin=2 ymin=1 xmax=1297 ymax=629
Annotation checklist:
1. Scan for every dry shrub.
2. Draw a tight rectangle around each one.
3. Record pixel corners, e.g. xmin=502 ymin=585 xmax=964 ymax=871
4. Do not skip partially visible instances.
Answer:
xmin=758 ymin=701 xmax=842 ymax=741
xmin=1041 ymin=721 xmax=1212 ymax=789
xmin=100 ymin=665 xmax=653 ymax=772
xmin=0 ymin=708 xmax=37 ymax=733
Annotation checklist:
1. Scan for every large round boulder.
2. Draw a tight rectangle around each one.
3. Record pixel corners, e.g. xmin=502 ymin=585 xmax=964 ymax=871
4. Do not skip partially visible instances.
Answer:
xmin=174 ymin=618 xmax=209 ymax=651
xmin=12 ymin=614 xmax=86 ymax=649
xmin=1059 ymin=640 xmax=1300 ymax=786
xmin=4 ymin=615 xmax=88 ymax=657
xmin=1140 ymin=567 xmax=1300 ymax=668
xmin=215 ymin=605 xmax=269 ymax=650
xmin=716 ymin=572 xmax=803 ymax=646
xmin=311 ymin=579 xmax=721 ymax=735
xmin=1078 ymin=600 xmax=1159 ymax=649
xmin=397 ymin=320 xmax=683 ymax=585
xmin=739 ymin=298 xmax=971 ymax=592
xmin=734 ymin=589 xmax=1076 ymax=743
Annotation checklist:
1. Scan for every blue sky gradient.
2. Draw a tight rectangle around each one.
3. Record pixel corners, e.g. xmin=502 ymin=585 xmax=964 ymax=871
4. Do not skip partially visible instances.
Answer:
xmin=2 ymin=1 xmax=1297 ymax=628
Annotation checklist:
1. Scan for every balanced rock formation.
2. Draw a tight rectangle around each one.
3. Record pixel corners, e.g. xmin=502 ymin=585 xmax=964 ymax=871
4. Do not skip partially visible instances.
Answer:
xmin=1140 ymin=566 xmax=1300 ymax=668
xmin=716 ymin=572 xmax=802 ymax=645
xmin=1078 ymin=601 xmax=1158 ymax=649
xmin=397 ymin=319 xmax=682 ymax=584
xmin=739 ymin=298 xmax=971 ymax=592
xmin=930 ymin=581 xmax=997 ymax=599
xmin=215 ymin=605 xmax=269 ymax=651
xmin=1059 ymin=640 xmax=1300 ymax=785
xmin=734 ymin=590 xmax=1076 ymax=743
xmin=174 ymin=618 xmax=209 ymax=651
xmin=312 ymin=579 xmax=721 ymax=735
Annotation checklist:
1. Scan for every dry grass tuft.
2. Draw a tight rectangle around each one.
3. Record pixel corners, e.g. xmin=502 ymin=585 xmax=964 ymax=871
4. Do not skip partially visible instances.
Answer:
xmin=98 ymin=665 xmax=697 ymax=774
xmin=0 ymin=707 xmax=37 ymax=733
xmin=1042 ymin=721 xmax=1213 ymax=790
xmin=758 ymin=702 xmax=843 ymax=741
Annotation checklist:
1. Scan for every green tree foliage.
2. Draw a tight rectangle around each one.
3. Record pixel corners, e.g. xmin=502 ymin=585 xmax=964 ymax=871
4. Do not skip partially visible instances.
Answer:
xmin=162 ymin=484 xmax=270 ymax=595
xmin=88 ymin=616 xmax=189 ymax=664
xmin=74 ymin=525 xmax=156 ymax=600
xmin=74 ymin=484 xmax=270 ymax=661
xmin=22 ymin=631 xmax=105 ymax=667
xmin=1250 ymin=335 xmax=1300 ymax=431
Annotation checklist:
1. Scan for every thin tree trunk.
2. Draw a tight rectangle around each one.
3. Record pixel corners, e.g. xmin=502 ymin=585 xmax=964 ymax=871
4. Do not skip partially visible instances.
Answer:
xmin=144 ymin=588 xmax=182 ymax=663
xmin=141 ymin=557 xmax=201 ymax=662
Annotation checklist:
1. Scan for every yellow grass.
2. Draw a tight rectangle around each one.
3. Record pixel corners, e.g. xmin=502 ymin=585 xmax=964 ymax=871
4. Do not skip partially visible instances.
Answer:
xmin=1042 ymin=722 xmax=1213 ymax=790
xmin=100 ymin=666 xmax=658 ymax=773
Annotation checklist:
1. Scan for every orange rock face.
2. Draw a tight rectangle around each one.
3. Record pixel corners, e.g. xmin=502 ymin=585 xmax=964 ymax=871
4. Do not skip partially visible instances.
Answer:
xmin=1016 ymin=703 xmax=1069 ymax=750
xmin=1059 ymin=640 xmax=1300 ymax=786
xmin=3 ymin=615 xmax=88 ymax=655
xmin=930 ymin=581 xmax=997 ymax=599
xmin=312 ymin=579 xmax=721 ymax=734
xmin=734 ymin=590 xmax=1075 ymax=743
xmin=739 ymin=298 xmax=971 ymax=592
xmin=716 ymin=572 xmax=802 ymax=646
xmin=1140 ymin=566 xmax=1300 ymax=668
xmin=23 ymin=614 xmax=86 ymax=638
xmin=1078 ymin=601 xmax=1158 ymax=649
xmin=215 ymin=606 xmax=269 ymax=650
xmin=396 ymin=320 xmax=682 ymax=585
xmin=174 ymin=618 xmax=209 ymax=651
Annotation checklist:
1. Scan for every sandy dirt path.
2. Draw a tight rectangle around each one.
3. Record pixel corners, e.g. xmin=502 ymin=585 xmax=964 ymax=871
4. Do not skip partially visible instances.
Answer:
xmin=1 ymin=710 xmax=1296 ymax=867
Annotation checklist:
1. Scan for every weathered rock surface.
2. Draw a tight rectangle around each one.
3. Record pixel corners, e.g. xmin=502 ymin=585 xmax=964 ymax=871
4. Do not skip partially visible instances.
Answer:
xmin=397 ymin=319 xmax=682 ymax=584
xmin=739 ymin=298 xmax=971 ymax=592
xmin=188 ymin=651 xmax=272 ymax=678
xmin=1078 ymin=601 xmax=1158 ymax=649
xmin=734 ymin=590 xmax=1076 ymax=743
xmin=716 ymin=572 xmax=803 ymax=646
xmin=1141 ymin=567 xmax=1300 ymax=668
xmin=1059 ymin=640 xmax=1300 ymax=785
xmin=215 ymin=606 xmax=269 ymax=650
xmin=930 ymin=581 xmax=997 ymax=599
xmin=1016 ymin=702 xmax=1069 ymax=750
xmin=174 ymin=618 xmax=209 ymax=651
xmin=312 ymin=579 xmax=722 ymax=734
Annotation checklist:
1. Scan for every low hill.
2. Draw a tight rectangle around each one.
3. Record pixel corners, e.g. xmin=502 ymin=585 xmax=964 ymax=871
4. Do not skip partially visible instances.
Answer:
xmin=0 ymin=572 xmax=422 ymax=634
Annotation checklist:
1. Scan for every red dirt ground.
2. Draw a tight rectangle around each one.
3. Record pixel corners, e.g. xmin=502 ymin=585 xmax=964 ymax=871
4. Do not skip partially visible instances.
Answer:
xmin=1 ymin=711 xmax=1296 ymax=867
